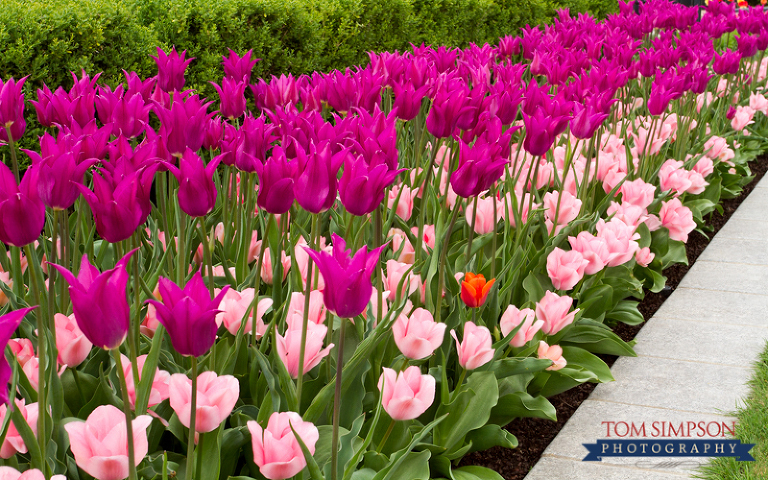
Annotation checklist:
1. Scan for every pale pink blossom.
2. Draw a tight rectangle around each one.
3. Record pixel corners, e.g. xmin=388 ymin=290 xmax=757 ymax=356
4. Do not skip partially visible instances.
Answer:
xmin=169 ymin=371 xmax=239 ymax=433
xmin=389 ymin=228 xmax=415 ymax=263
xmin=0 ymin=400 xmax=38 ymax=458
xmin=387 ymin=184 xmax=418 ymax=221
xmin=595 ymin=218 xmax=640 ymax=267
xmin=635 ymin=247 xmax=655 ymax=267
xmin=216 ymin=288 xmax=273 ymax=337
xmin=536 ymin=291 xmax=579 ymax=335
xmin=260 ymin=248 xmax=291 ymax=285
xmin=55 ymin=313 xmax=92 ymax=367
xmin=466 ymin=196 xmax=501 ymax=234
xmin=538 ymin=341 xmax=567 ymax=371
xmin=384 ymin=260 xmax=421 ymax=302
xmin=750 ymin=92 xmax=768 ymax=115
xmin=286 ymin=290 xmax=327 ymax=327
xmin=64 ymin=405 xmax=152 ymax=480
xmin=120 ymin=354 xmax=171 ymax=410
xmin=450 ymin=321 xmax=495 ymax=370
xmin=8 ymin=338 xmax=34 ymax=367
xmin=606 ymin=202 xmax=649 ymax=229
xmin=248 ymin=411 xmax=319 ymax=480
xmin=543 ymin=191 xmax=582 ymax=233
xmin=276 ymin=321 xmax=333 ymax=378
xmin=568 ymin=231 xmax=610 ymax=275
xmin=392 ymin=308 xmax=446 ymax=360
xmin=500 ymin=306 xmax=543 ymax=347
xmin=659 ymin=198 xmax=697 ymax=242
xmin=546 ymin=248 xmax=588 ymax=291
xmin=731 ymin=105 xmax=755 ymax=131
xmin=0 ymin=467 xmax=65 ymax=480
xmin=378 ymin=366 xmax=436 ymax=421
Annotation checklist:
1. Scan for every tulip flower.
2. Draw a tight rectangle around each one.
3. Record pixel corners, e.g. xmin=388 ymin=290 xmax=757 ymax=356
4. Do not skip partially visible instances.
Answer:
xmin=153 ymin=94 xmax=213 ymax=157
xmin=0 ymin=164 xmax=45 ymax=247
xmin=248 ymin=412 xmax=319 ymax=480
xmin=712 ymin=49 xmax=741 ymax=75
xmin=0 ymin=467 xmax=65 ymax=480
xmin=77 ymin=166 xmax=158 ymax=243
xmin=635 ymin=247 xmax=655 ymax=267
xmin=169 ymin=371 xmax=239 ymax=433
xmin=164 ymin=149 xmax=221 ymax=218
xmin=450 ymin=321 xmax=495 ymax=370
xmin=212 ymin=77 xmax=247 ymax=120
xmin=120 ymin=354 xmax=170 ymax=410
xmin=450 ymin=137 xmax=508 ymax=198
xmin=256 ymin=147 xmax=297 ymax=215
xmin=216 ymin=288 xmax=273 ymax=336
xmin=23 ymin=149 xmax=97 ymax=210
xmin=152 ymin=47 xmax=194 ymax=93
xmin=546 ymin=247 xmax=589 ymax=291
xmin=535 ymin=291 xmax=579 ymax=335
xmin=8 ymin=338 xmax=34 ymax=368
xmin=595 ymin=218 xmax=640 ymax=267
xmin=54 ymin=313 xmax=93 ymax=368
xmin=538 ymin=341 xmax=567 ymax=371
xmin=0 ymin=76 xmax=27 ymax=143
xmin=0 ymin=307 xmax=37 ymax=404
xmin=110 ymin=92 xmax=152 ymax=139
xmin=658 ymin=198 xmax=697 ymax=243
xmin=567 ymin=231 xmax=610 ymax=275
xmin=286 ymin=291 xmax=327 ymax=327
xmin=146 ymin=272 xmax=229 ymax=357
xmin=276 ymin=321 xmax=333 ymax=378
xmin=384 ymin=259 xmax=421 ymax=302
xmin=392 ymin=308 xmax=446 ymax=360
xmin=500 ymin=305 xmax=543 ymax=347
xmin=378 ymin=366 xmax=436 ymax=421
xmin=50 ymin=252 xmax=135 ymax=351
xmin=303 ymin=233 xmax=385 ymax=319
xmin=64 ymin=405 xmax=152 ymax=480
xmin=460 ymin=272 xmax=495 ymax=308
xmin=339 ymin=154 xmax=404 ymax=216
xmin=293 ymin=141 xmax=347 ymax=214
xmin=222 ymin=49 xmax=259 ymax=83
xmin=0 ymin=399 xmax=37 ymax=458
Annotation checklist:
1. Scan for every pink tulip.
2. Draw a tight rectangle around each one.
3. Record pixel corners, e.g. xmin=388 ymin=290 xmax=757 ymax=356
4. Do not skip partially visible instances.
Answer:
xmin=465 ymin=196 xmax=500 ymax=235
xmin=500 ymin=305 xmax=543 ymax=347
xmin=378 ymin=366 xmax=436 ymax=421
xmin=260 ymin=248 xmax=291 ymax=285
xmin=0 ymin=272 xmax=11 ymax=307
xmin=535 ymin=291 xmax=579 ymax=335
xmin=389 ymin=228 xmax=416 ymax=263
xmin=749 ymin=92 xmax=768 ymax=115
xmin=54 ymin=313 xmax=93 ymax=367
xmin=543 ymin=190 xmax=581 ymax=234
xmin=286 ymin=291 xmax=327 ymax=327
xmin=731 ymin=105 xmax=755 ymax=131
xmin=619 ymin=178 xmax=656 ymax=209
xmin=384 ymin=260 xmax=421 ymax=302
xmin=8 ymin=338 xmax=34 ymax=367
xmin=248 ymin=411 xmax=319 ymax=480
xmin=537 ymin=341 xmax=567 ymax=371
xmin=247 ymin=230 xmax=261 ymax=263
xmin=0 ymin=399 xmax=38 ymax=458
xmin=216 ymin=288 xmax=273 ymax=336
xmin=606 ymin=201 xmax=648 ymax=229
xmin=703 ymin=135 xmax=735 ymax=163
xmin=64 ymin=405 xmax=152 ymax=480
xmin=392 ymin=308 xmax=446 ymax=360
xmin=546 ymin=247 xmax=588 ymax=291
xmin=567 ymin=231 xmax=610 ymax=275
xmin=692 ymin=157 xmax=714 ymax=178
xmin=276 ymin=321 xmax=333 ymax=378
xmin=387 ymin=184 xmax=418 ymax=221
xmin=659 ymin=198 xmax=697 ymax=243
xmin=421 ymin=225 xmax=436 ymax=250
xmin=0 ymin=467 xmax=65 ymax=480
xmin=635 ymin=247 xmax=655 ymax=267
xmin=450 ymin=321 xmax=495 ymax=370
xmin=595 ymin=218 xmax=640 ymax=267
xmin=120 ymin=354 xmax=170 ymax=410
xmin=141 ymin=286 xmax=162 ymax=338
xmin=502 ymin=191 xmax=538 ymax=227
xmin=169 ymin=371 xmax=239 ymax=433
xmin=293 ymin=242 xmax=326 ymax=291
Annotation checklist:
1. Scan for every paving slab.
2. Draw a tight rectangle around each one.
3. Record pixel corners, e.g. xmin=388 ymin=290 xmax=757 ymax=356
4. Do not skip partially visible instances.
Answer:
xmin=589 ymin=356 xmax=751 ymax=414
xmin=677 ymin=260 xmax=768 ymax=295
xmin=654 ymin=287 xmax=768 ymax=327
xmin=715 ymin=217 xmax=768 ymax=240
xmin=631 ymin=316 xmax=768 ymax=366
xmin=697 ymin=236 xmax=768 ymax=265
xmin=539 ymin=399 xmax=736 ymax=472
xmin=731 ymin=187 xmax=768 ymax=221
xmin=525 ymin=456 xmax=691 ymax=479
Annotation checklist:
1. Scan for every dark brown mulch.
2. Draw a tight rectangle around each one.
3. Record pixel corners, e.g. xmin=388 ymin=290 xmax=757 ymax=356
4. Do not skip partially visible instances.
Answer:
xmin=461 ymin=154 xmax=768 ymax=480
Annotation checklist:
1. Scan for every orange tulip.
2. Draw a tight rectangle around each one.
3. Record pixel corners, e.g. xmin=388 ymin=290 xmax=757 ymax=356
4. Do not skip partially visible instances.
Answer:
xmin=460 ymin=273 xmax=495 ymax=308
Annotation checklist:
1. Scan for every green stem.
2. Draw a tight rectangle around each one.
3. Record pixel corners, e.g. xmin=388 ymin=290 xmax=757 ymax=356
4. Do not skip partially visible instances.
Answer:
xmin=331 ymin=317 xmax=347 ymax=480
xmin=250 ymin=214 xmax=272 ymax=346
xmin=185 ymin=356 xmax=198 ymax=480
xmin=296 ymin=213 xmax=319 ymax=406
xmin=376 ymin=419 xmax=396 ymax=454
xmin=465 ymin=196 xmax=479 ymax=270
xmin=4 ymin=125 xmax=19 ymax=183
xmin=434 ymin=203 xmax=463 ymax=325
xmin=450 ymin=368 xmax=467 ymax=403
xmin=112 ymin=348 xmax=138 ymax=480
xmin=23 ymin=244 xmax=47 ymax=477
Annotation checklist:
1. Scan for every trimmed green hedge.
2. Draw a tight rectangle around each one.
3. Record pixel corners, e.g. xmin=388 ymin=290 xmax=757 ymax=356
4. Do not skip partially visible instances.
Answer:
xmin=1 ymin=0 xmax=617 ymax=95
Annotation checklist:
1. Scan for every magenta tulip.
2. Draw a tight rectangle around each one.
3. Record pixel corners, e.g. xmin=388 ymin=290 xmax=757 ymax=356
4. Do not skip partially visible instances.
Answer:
xmin=0 ymin=307 xmax=35 ymax=404
xmin=222 ymin=49 xmax=259 ymax=83
xmin=0 ymin=164 xmax=45 ymax=247
xmin=164 ymin=148 xmax=221 ymax=218
xmin=303 ymin=233 xmax=385 ymax=319
xmin=152 ymin=47 xmax=194 ymax=93
xmin=0 ymin=76 xmax=27 ymax=143
xmin=50 ymin=250 xmax=136 ymax=350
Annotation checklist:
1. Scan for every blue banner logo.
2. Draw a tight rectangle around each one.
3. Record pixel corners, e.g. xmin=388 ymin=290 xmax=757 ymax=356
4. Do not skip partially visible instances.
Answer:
xmin=582 ymin=439 xmax=755 ymax=462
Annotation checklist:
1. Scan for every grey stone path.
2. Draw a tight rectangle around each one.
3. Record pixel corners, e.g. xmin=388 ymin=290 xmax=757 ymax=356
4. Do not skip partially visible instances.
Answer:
xmin=524 ymin=176 xmax=768 ymax=479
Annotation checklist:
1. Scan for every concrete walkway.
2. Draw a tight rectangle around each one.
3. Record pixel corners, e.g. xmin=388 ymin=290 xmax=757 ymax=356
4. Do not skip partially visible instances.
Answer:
xmin=524 ymin=176 xmax=768 ymax=479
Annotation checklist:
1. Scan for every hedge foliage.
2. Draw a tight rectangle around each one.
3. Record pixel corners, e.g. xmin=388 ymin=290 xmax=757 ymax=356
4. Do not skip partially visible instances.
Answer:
xmin=0 ymin=0 xmax=618 ymax=95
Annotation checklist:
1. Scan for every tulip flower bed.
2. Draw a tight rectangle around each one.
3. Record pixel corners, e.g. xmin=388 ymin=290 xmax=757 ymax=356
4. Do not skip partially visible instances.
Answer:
xmin=2 ymin=0 xmax=768 ymax=479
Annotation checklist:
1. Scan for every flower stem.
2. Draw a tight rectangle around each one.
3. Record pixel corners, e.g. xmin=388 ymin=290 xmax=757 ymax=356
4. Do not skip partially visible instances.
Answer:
xmin=23 ymin=244 xmax=48 ymax=478
xmin=296 ymin=213 xmax=319 ymax=406
xmin=331 ymin=317 xmax=346 ymax=480
xmin=4 ymin=125 xmax=19 ymax=183
xmin=450 ymin=368 xmax=467 ymax=403
xmin=185 ymin=356 xmax=198 ymax=480
xmin=250 ymin=214 xmax=272 ymax=346
xmin=111 ymin=348 xmax=138 ymax=480
xmin=376 ymin=419 xmax=396 ymax=453
xmin=434 ymin=202 xmax=463 ymax=325
xmin=465 ymin=195 xmax=479 ymax=270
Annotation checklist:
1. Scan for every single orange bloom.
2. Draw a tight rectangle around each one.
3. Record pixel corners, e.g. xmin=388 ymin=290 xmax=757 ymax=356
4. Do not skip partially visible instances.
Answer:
xmin=460 ymin=272 xmax=495 ymax=308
